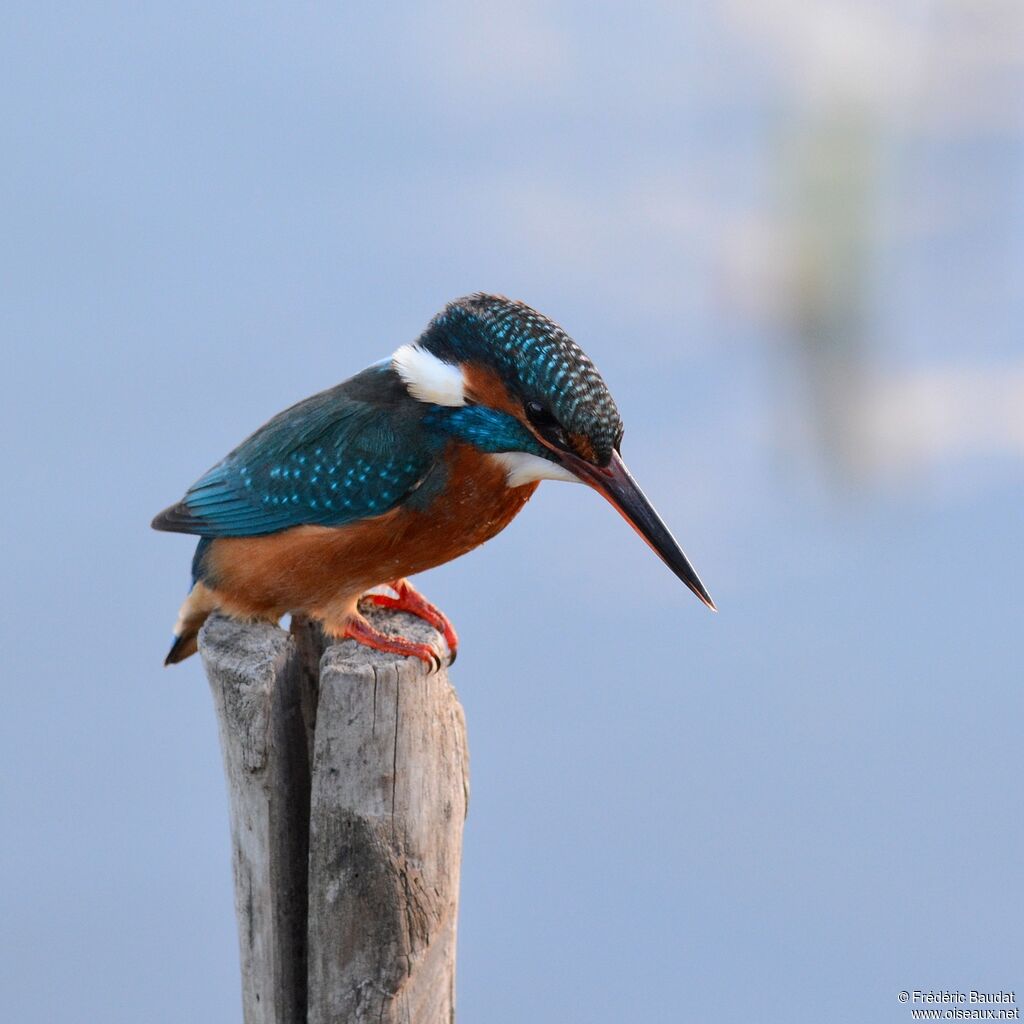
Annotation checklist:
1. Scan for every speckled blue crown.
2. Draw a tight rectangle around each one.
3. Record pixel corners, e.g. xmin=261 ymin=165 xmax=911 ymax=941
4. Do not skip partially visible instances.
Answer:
xmin=420 ymin=294 xmax=623 ymax=465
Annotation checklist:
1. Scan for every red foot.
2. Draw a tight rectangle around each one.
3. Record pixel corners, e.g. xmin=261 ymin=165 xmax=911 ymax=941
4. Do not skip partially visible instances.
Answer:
xmin=362 ymin=579 xmax=459 ymax=663
xmin=343 ymin=614 xmax=444 ymax=672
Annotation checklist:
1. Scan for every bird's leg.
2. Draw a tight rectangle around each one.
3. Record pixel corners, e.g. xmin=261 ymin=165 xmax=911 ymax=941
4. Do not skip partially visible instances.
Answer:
xmin=339 ymin=612 xmax=445 ymax=672
xmin=361 ymin=578 xmax=459 ymax=663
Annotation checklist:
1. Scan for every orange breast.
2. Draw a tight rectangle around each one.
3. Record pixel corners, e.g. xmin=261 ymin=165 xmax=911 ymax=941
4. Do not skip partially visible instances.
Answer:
xmin=204 ymin=442 xmax=538 ymax=619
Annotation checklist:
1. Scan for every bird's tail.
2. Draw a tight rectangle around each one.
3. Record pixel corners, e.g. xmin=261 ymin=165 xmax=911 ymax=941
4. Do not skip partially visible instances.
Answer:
xmin=164 ymin=582 xmax=217 ymax=665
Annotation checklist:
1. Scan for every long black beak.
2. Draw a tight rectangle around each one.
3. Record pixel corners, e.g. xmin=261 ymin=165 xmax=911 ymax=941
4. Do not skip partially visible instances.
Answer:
xmin=558 ymin=449 xmax=716 ymax=610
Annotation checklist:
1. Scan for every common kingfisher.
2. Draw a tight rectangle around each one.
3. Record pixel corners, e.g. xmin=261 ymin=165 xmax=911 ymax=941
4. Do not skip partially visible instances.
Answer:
xmin=153 ymin=294 xmax=715 ymax=668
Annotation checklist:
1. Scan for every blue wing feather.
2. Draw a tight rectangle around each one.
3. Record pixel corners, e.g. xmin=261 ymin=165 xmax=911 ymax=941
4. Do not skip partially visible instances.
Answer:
xmin=153 ymin=364 xmax=437 ymax=537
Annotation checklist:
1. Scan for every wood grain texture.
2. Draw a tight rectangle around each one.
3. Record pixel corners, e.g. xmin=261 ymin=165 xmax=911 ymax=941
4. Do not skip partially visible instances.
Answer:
xmin=199 ymin=605 xmax=467 ymax=1024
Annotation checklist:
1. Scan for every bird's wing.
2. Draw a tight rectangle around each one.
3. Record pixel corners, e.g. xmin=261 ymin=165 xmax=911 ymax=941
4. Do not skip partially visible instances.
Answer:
xmin=152 ymin=365 xmax=434 ymax=537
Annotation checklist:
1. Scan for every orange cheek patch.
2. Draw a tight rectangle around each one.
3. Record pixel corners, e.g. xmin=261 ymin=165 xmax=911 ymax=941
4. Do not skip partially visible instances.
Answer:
xmin=463 ymin=364 xmax=522 ymax=419
xmin=464 ymin=362 xmax=564 ymax=456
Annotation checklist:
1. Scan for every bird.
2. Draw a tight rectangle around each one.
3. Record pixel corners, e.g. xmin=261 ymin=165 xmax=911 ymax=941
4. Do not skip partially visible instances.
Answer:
xmin=152 ymin=293 xmax=715 ymax=668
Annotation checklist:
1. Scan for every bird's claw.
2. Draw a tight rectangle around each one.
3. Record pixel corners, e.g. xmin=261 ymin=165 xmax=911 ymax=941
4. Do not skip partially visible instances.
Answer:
xmin=342 ymin=611 xmax=447 ymax=674
xmin=361 ymin=579 xmax=459 ymax=663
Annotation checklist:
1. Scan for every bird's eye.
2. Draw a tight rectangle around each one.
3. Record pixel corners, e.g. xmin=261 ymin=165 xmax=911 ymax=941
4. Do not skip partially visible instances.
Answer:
xmin=524 ymin=400 xmax=569 ymax=448
xmin=524 ymin=400 xmax=555 ymax=426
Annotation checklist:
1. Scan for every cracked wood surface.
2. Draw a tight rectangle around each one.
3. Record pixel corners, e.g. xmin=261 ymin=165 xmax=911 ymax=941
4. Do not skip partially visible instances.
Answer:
xmin=199 ymin=607 xmax=468 ymax=1024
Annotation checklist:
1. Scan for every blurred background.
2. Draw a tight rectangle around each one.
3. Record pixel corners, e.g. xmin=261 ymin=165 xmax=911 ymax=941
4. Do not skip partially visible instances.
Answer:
xmin=2 ymin=3 xmax=1021 ymax=1022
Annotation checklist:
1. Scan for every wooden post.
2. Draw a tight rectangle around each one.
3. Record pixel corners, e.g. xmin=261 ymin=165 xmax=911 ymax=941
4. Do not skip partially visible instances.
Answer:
xmin=199 ymin=606 xmax=468 ymax=1024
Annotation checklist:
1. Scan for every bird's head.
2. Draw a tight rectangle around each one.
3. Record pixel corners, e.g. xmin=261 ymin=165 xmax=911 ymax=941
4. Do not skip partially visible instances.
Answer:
xmin=393 ymin=294 xmax=715 ymax=610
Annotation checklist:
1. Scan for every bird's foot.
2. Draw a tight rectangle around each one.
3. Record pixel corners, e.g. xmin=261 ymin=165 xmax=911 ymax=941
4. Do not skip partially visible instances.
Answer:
xmin=361 ymin=579 xmax=459 ymax=663
xmin=341 ymin=613 xmax=445 ymax=673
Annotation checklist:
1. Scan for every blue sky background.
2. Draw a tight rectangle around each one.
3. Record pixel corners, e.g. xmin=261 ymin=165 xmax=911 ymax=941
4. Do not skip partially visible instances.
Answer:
xmin=2 ymin=3 xmax=1022 ymax=1022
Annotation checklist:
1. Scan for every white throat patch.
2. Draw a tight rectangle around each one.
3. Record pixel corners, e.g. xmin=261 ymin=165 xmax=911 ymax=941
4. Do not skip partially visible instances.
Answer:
xmin=490 ymin=451 xmax=581 ymax=488
xmin=392 ymin=344 xmax=466 ymax=407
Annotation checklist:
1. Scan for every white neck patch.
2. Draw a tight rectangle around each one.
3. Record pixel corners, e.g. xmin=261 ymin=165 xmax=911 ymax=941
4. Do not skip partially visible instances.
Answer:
xmin=392 ymin=344 xmax=466 ymax=407
xmin=490 ymin=451 xmax=581 ymax=488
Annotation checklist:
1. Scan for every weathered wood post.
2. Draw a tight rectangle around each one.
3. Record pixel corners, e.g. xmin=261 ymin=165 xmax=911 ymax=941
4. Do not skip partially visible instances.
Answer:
xmin=199 ymin=606 xmax=468 ymax=1024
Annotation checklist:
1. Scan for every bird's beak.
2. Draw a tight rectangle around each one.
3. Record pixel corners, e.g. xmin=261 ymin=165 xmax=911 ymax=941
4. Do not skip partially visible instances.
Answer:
xmin=557 ymin=449 xmax=716 ymax=610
